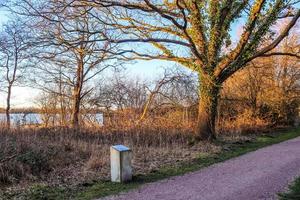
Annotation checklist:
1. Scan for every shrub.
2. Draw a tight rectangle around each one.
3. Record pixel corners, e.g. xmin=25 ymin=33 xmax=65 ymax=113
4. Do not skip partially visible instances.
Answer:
xmin=17 ymin=149 xmax=51 ymax=176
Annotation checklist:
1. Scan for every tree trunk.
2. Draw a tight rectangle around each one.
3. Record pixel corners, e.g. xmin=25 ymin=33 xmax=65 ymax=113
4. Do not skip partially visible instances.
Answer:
xmin=58 ymin=67 xmax=66 ymax=126
xmin=71 ymin=91 xmax=81 ymax=128
xmin=196 ymin=75 xmax=220 ymax=141
xmin=71 ymin=58 xmax=84 ymax=128
xmin=6 ymin=85 xmax=12 ymax=129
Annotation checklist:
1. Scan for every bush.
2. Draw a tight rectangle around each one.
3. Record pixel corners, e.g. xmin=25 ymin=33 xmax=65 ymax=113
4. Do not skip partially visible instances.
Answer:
xmin=17 ymin=149 xmax=51 ymax=175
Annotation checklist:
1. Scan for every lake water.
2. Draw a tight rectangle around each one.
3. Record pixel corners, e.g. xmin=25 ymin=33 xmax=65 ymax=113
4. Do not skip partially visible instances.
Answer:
xmin=0 ymin=113 xmax=104 ymax=126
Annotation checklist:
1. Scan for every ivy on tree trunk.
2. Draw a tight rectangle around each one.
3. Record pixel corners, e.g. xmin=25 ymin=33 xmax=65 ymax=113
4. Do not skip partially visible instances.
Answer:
xmin=197 ymin=74 xmax=220 ymax=141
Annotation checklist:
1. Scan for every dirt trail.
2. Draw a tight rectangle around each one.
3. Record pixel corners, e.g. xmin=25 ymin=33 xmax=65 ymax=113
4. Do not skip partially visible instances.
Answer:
xmin=102 ymin=136 xmax=300 ymax=200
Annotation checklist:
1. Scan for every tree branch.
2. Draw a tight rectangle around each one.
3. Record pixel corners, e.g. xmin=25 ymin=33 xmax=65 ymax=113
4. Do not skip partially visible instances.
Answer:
xmin=260 ymin=52 xmax=300 ymax=59
xmin=250 ymin=9 xmax=300 ymax=60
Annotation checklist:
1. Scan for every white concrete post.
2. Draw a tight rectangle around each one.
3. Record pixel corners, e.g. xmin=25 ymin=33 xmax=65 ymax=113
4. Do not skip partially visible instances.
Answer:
xmin=110 ymin=145 xmax=132 ymax=183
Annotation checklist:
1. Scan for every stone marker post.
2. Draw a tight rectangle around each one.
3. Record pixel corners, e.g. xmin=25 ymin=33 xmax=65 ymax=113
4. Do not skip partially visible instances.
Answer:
xmin=110 ymin=145 xmax=132 ymax=183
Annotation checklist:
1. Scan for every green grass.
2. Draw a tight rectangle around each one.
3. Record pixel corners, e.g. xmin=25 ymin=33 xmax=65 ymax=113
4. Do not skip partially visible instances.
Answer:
xmin=23 ymin=127 xmax=300 ymax=200
xmin=278 ymin=177 xmax=300 ymax=200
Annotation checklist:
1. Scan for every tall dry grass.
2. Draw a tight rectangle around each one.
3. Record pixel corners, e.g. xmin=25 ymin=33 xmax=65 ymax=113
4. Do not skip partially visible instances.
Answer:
xmin=217 ymin=109 xmax=270 ymax=136
xmin=0 ymin=121 xmax=220 ymax=193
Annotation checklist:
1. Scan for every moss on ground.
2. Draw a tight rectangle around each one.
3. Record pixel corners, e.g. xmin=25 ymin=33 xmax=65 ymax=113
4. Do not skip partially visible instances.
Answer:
xmin=278 ymin=177 xmax=300 ymax=200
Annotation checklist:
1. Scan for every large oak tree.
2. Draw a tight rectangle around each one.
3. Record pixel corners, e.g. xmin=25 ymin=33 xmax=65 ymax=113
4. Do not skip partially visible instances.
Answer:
xmin=91 ymin=0 xmax=300 ymax=140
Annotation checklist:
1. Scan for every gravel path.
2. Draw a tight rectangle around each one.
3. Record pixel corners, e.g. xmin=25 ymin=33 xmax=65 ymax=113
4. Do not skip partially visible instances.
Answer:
xmin=101 ymin=136 xmax=300 ymax=200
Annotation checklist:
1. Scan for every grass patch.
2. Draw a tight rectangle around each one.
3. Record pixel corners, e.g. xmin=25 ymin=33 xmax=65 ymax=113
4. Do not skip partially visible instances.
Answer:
xmin=14 ymin=128 xmax=300 ymax=200
xmin=278 ymin=177 xmax=300 ymax=200
xmin=1 ymin=184 xmax=70 ymax=200
xmin=24 ymin=185 xmax=69 ymax=200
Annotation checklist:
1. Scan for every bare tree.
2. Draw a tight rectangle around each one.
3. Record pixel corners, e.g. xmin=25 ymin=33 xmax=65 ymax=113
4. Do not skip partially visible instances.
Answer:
xmin=92 ymin=72 xmax=148 ymax=124
xmin=265 ymin=31 xmax=300 ymax=124
xmin=10 ymin=0 xmax=122 ymax=128
xmin=140 ymin=67 xmax=198 ymax=122
xmin=92 ymin=68 xmax=198 ymax=125
xmin=222 ymin=24 xmax=300 ymax=125
xmin=0 ymin=19 xmax=31 ymax=128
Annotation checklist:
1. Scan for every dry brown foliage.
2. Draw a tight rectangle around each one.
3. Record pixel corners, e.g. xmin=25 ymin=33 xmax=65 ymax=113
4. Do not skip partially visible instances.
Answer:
xmin=0 ymin=123 xmax=220 ymax=192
